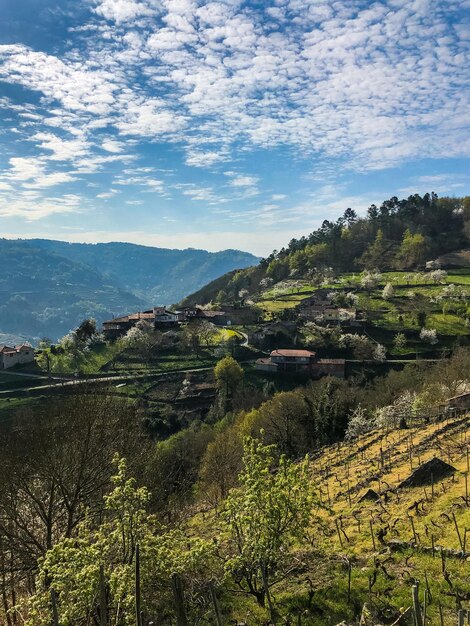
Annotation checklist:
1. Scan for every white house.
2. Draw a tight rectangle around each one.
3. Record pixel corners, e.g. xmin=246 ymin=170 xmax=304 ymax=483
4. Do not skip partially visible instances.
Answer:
xmin=153 ymin=307 xmax=179 ymax=324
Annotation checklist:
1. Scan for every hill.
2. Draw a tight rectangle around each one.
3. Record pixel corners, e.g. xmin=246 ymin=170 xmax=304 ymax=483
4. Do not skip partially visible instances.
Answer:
xmin=190 ymin=410 xmax=470 ymax=625
xmin=181 ymin=193 xmax=470 ymax=306
xmin=0 ymin=239 xmax=258 ymax=342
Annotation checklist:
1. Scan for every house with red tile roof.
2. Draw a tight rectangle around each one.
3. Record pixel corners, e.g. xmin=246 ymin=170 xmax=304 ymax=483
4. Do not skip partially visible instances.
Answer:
xmin=255 ymin=348 xmax=345 ymax=378
xmin=102 ymin=305 xmax=230 ymax=339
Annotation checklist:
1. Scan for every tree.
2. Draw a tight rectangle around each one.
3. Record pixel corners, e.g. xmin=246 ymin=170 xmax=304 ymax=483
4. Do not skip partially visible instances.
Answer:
xmin=393 ymin=332 xmax=407 ymax=350
xmin=75 ymin=318 xmax=97 ymax=343
xmin=360 ymin=271 xmax=381 ymax=291
xmin=375 ymin=391 xmax=418 ymax=430
xmin=146 ymin=426 xmax=213 ymax=515
xmin=419 ymin=328 xmax=438 ymax=345
xmin=124 ymin=323 xmax=162 ymax=366
xmin=214 ymin=356 xmax=244 ymax=398
xmin=198 ymin=426 xmax=243 ymax=504
xmin=0 ymin=392 xmax=144 ymax=622
xmin=223 ymin=438 xmax=315 ymax=607
xmin=395 ymin=229 xmax=428 ymax=269
xmin=345 ymin=406 xmax=372 ymax=440
xmin=429 ymin=269 xmax=448 ymax=284
xmin=198 ymin=320 xmax=218 ymax=348
xmin=416 ymin=310 xmax=427 ymax=328
xmin=382 ymin=283 xmax=394 ymax=300
xmin=22 ymin=457 xmax=215 ymax=626
xmin=359 ymin=229 xmax=388 ymax=269
xmin=181 ymin=319 xmax=211 ymax=358
xmin=339 ymin=333 xmax=376 ymax=360
xmin=373 ymin=343 xmax=387 ymax=362
xmin=418 ymin=347 xmax=470 ymax=403
xmin=243 ymin=391 xmax=310 ymax=458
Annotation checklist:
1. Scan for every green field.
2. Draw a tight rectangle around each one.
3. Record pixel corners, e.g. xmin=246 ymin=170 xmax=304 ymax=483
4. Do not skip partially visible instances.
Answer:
xmin=255 ymin=270 xmax=470 ymax=349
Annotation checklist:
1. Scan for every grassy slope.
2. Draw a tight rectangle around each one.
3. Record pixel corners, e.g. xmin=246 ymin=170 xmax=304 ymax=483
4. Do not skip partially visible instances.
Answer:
xmin=255 ymin=270 xmax=470 ymax=352
xmin=190 ymin=413 xmax=470 ymax=625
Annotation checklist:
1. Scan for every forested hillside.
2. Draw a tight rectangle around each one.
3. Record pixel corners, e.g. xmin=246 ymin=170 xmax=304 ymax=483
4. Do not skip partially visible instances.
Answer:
xmin=0 ymin=240 xmax=258 ymax=342
xmin=182 ymin=193 xmax=470 ymax=306
xmin=29 ymin=240 xmax=259 ymax=302
xmin=0 ymin=240 xmax=145 ymax=342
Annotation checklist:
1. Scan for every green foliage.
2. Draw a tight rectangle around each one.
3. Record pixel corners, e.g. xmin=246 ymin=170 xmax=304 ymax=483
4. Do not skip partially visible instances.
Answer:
xmin=75 ymin=318 xmax=97 ymax=343
xmin=360 ymin=229 xmax=389 ymax=269
xmin=198 ymin=425 xmax=243 ymax=503
xmin=243 ymin=391 xmax=311 ymax=457
xmin=394 ymin=229 xmax=428 ymax=269
xmin=23 ymin=456 xmax=215 ymax=626
xmin=182 ymin=193 xmax=469 ymax=308
xmin=214 ymin=356 xmax=244 ymax=395
xmin=223 ymin=437 xmax=316 ymax=606
xmin=146 ymin=425 xmax=214 ymax=513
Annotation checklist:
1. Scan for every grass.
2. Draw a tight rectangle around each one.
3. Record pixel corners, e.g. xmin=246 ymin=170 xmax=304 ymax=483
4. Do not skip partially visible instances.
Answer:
xmin=0 ymin=396 xmax=46 ymax=422
xmin=110 ymin=352 xmax=216 ymax=374
xmin=0 ymin=372 xmax=34 ymax=383
xmin=426 ymin=313 xmax=470 ymax=335
xmin=259 ymin=299 xmax=299 ymax=311
xmin=44 ymin=342 xmax=122 ymax=375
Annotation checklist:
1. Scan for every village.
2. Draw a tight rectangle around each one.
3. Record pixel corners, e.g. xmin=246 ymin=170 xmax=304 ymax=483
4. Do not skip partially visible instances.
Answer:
xmin=99 ymin=285 xmax=367 ymax=380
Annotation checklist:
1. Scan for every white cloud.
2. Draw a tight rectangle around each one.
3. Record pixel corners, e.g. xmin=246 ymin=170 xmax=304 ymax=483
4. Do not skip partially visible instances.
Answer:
xmin=101 ymin=138 xmax=126 ymax=153
xmin=178 ymin=183 xmax=217 ymax=201
xmin=228 ymin=175 xmax=259 ymax=188
xmin=96 ymin=189 xmax=120 ymax=198
xmin=0 ymin=194 xmax=81 ymax=220
xmin=92 ymin=0 xmax=156 ymax=24
xmin=7 ymin=157 xmax=43 ymax=181
xmin=2 ymin=0 xmax=468 ymax=174
xmin=30 ymin=132 xmax=90 ymax=161
xmin=0 ymin=0 xmax=468 ymax=231
xmin=185 ymin=149 xmax=228 ymax=167
xmin=23 ymin=172 xmax=76 ymax=189
xmin=116 ymin=98 xmax=187 ymax=136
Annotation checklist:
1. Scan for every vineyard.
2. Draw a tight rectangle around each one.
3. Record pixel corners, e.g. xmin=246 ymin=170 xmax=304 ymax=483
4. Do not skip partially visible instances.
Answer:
xmin=188 ymin=412 xmax=470 ymax=625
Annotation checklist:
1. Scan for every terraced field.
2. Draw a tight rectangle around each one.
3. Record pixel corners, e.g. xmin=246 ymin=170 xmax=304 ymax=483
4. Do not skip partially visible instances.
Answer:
xmin=191 ymin=413 xmax=470 ymax=625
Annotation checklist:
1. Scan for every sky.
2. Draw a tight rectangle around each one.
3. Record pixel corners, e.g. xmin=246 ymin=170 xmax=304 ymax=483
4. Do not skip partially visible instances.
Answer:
xmin=0 ymin=0 xmax=469 ymax=256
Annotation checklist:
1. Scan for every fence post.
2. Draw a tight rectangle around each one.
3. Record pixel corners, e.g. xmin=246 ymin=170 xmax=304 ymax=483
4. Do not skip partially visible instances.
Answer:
xmin=50 ymin=588 xmax=59 ymax=626
xmin=412 ymin=583 xmax=423 ymax=626
xmin=209 ymin=582 xmax=223 ymax=626
xmin=171 ymin=573 xmax=189 ymax=626
xmin=135 ymin=545 xmax=142 ymax=626
xmin=99 ymin=564 xmax=107 ymax=626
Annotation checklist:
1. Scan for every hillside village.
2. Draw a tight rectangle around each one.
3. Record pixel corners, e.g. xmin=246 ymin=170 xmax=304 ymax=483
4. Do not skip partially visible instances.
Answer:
xmin=95 ymin=261 xmax=469 ymax=384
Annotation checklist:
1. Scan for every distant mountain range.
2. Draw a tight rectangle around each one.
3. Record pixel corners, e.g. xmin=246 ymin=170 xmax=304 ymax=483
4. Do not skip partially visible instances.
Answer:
xmin=0 ymin=239 xmax=259 ymax=343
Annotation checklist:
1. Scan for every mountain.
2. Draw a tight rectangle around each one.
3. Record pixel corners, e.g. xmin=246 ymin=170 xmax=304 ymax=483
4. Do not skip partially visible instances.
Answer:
xmin=28 ymin=240 xmax=259 ymax=303
xmin=0 ymin=239 xmax=259 ymax=342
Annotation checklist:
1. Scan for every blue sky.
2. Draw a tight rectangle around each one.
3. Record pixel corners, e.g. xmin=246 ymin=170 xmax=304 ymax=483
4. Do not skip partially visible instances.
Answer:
xmin=0 ymin=0 xmax=469 ymax=256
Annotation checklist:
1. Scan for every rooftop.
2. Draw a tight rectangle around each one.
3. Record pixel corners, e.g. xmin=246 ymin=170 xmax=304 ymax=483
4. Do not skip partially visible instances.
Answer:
xmin=270 ymin=349 xmax=316 ymax=358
